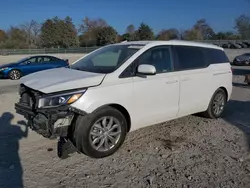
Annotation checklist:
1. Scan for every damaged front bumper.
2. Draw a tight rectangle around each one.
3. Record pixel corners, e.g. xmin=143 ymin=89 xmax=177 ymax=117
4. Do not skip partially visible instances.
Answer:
xmin=14 ymin=84 xmax=86 ymax=138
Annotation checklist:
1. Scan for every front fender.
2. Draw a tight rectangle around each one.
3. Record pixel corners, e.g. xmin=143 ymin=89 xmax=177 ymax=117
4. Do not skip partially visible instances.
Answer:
xmin=1 ymin=68 xmax=13 ymax=78
xmin=70 ymin=84 xmax=134 ymax=115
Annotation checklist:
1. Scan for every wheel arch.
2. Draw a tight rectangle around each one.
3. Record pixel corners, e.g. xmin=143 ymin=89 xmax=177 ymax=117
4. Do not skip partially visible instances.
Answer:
xmin=8 ymin=68 xmax=23 ymax=77
xmin=204 ymin=86 xmax=229 ymax=111
xmin=92 ymin=103 xmax=131 ymax=132
xmin=218 ymin=86 xmax=229 ymax=101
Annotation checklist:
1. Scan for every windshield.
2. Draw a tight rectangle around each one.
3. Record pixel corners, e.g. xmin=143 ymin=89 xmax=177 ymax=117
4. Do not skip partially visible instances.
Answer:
xmin=70 ymin=44 xmax=144 ymax=74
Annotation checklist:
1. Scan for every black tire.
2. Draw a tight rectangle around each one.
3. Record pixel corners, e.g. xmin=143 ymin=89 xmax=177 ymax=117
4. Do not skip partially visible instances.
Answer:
xmin=8 ymin=69 xmax=22 ymax=80
xmin=73 ymin=106 xmax=127 ymax=158
xmin=202 ymin=88 xmax=227 ymax=119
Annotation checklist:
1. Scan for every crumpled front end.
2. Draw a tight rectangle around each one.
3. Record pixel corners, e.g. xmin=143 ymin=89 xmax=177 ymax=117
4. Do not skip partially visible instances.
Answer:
xmin=14 ymin=84 xmax=85 ymax=138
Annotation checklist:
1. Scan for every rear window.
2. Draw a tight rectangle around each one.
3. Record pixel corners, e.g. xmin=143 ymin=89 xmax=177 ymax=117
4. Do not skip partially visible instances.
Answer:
xmin=43 ymin=56 xmax=60 ymax=62
xmin=204 ymin=48 xmax=229 ymax=64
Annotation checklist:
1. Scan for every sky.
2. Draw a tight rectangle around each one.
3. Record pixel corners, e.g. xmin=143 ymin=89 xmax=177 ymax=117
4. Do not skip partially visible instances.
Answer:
xmin=0 ymin=0 xmax=249 ymax=34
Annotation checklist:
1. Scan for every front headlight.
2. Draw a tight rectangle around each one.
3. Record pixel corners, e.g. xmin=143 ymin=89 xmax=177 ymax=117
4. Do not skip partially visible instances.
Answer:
xmin=0 ymin=67 xmax=9 ymax=71
xmin=38 ymin=89 xmax=86 ymax=108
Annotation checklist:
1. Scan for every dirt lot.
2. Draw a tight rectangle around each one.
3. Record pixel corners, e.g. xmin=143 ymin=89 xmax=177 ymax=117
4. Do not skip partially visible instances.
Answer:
xmin=0 ymin=51 xmax=250 ymax=188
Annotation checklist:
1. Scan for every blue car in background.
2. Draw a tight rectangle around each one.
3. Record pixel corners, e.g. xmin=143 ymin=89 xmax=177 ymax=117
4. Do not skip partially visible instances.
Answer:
xmin=0 ymin=55 xmax=69 ymax=80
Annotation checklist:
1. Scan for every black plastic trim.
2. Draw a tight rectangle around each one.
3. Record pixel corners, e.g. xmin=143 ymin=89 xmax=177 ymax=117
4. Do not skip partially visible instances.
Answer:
xmin=15 ymin=103 xmax=35 ymax=116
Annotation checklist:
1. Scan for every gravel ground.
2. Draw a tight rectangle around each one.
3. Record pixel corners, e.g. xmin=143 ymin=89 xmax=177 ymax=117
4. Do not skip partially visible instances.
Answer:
xmin=0 ymin=52 xmax=250 ymax=188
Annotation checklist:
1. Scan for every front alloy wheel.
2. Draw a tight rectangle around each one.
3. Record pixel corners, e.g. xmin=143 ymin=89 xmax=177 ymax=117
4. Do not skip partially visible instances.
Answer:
xmin=8 ymin=69 xmax=22 ymax=80
xmin=73 ymin=106 xmax=127 ymax=158
xmin=89 ymin=116 xmax=122 ymax=152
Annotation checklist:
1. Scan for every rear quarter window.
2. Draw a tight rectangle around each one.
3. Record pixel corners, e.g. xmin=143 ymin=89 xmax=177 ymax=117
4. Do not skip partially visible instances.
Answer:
xmin=204 ymin=48 xmax=229 ymax=64
xmin=43 ymin=56 xmax=61 ymax=62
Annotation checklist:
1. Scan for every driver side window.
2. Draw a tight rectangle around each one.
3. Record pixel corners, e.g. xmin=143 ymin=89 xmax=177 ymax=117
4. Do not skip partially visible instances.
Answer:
xmin=135 ymin=46 xmax=173 ymax=74
xmin=119 ymin=46 xmax=173 ymax=78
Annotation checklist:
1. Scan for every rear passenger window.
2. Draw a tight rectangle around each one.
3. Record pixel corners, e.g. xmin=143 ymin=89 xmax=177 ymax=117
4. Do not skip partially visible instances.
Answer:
xmin=174 ymin=46 xmax=207 ymax=71
xmin=43 ymin=57 xmax=51 ymax=62
xmin=205 ymin=49 xmax=229 ymax=64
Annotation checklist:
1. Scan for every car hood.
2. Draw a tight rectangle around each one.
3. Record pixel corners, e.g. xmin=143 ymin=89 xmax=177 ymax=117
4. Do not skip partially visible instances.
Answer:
xmin=0 ymin=62 xmax=18 ymax=69
xmin=20 ymin=67 xmax=106 ymax=93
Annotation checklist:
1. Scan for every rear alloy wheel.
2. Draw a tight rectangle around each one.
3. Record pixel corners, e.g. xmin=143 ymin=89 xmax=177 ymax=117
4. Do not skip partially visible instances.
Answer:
xmin=73 ymin=106 xmax=127 ymax=158
xmin=202 ymin=88 xmax=227 ymax=119
xmin=8 ymin=69 xmax=22 ymax=80
xmin=212 ymin=92 xmax=226 ymax=116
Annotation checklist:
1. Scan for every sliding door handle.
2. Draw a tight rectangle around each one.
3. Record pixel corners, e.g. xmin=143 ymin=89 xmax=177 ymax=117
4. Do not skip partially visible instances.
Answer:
xmin=166 ymin=80 xmax=178 ymax=84
xmin=181 ymin=77 xmax=191 ymax=81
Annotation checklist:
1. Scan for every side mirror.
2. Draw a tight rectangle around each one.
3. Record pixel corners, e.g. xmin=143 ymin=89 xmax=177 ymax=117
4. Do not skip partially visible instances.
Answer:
xmin=137 ymin=64 xmax=156 ymax=75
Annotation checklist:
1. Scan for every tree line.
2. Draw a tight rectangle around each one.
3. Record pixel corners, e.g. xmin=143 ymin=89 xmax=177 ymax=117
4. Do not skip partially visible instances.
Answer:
xmin=0 ymin=14 xmax=249 ymax=49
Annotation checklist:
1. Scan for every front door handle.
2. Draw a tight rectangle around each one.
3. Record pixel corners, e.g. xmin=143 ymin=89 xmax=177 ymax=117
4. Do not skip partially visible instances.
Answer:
xmin=166 ymin=80 xmax=178 ymax=84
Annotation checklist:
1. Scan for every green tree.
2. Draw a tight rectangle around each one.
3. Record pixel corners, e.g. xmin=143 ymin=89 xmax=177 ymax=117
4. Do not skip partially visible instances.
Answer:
xmin=40 ymin=18 xmax=57 ymax=48
xmin=116 ymin=34 xmax=124 ymax=43
xmin=21 ymin=20 xmax=41 ymax=48
xmin=121 ymin=33 xmax=134 ymax=41
xmin=193 ymin=19 xmax=215 ymax=40
xmin=0 ymin=30 xmax=7 ymax=42
xmin=121 ymin=24 xmax=136 ymax=41
xmin=63 ymin=16 xmax=79 ymax=47
xmin=156 ymin=28 xmax=180 ymax=40
xmin=4 ymin=27 xmax=28 ymax=49
xmin=79 ymin=17 xmax=107 ymax=33
xmin=235 ymin=14 xmax=250 ymax=39
xmin=0 ymin=29 xmax=7 ymax=48
xmin=134 ymin=23 xmax=154 ymax=40
xmin=79 ymin=17 xmax=108 ymax=46
xmin=126 ymin=24 xmax=135 ymax=34
xmin=96 ymin=26 xmax=118 ymax=46
xmin=40 ymin=16 xmax=78 ymax=48
xmin=182 ymin=28 xmax=202 ymax=40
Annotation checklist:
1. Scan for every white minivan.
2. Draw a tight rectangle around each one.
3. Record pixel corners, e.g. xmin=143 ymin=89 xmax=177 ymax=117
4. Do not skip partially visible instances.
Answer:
xmin=15 ymin=40 xmax=232 ymax=158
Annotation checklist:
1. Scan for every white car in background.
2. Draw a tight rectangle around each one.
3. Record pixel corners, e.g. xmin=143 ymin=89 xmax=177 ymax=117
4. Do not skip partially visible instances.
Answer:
xmin=15 ymin=40 xmax=232 ymax=158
